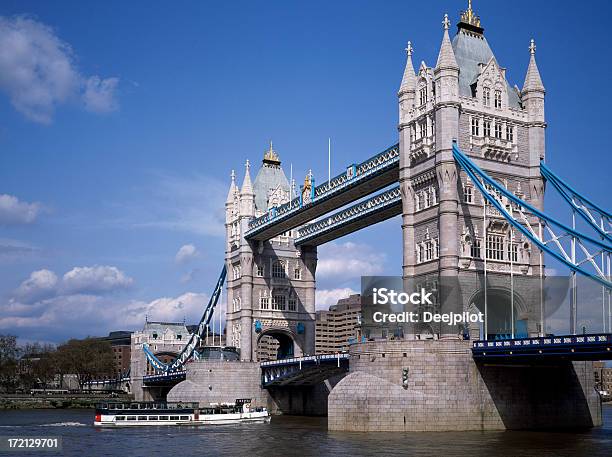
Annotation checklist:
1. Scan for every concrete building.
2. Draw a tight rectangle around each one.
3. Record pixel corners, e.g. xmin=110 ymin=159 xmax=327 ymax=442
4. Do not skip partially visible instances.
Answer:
xmin=224 ymin=143 xmax=317 ymax=361
xmin=100 ymin=331 xmax=132 ymax=378
xmin=315 ymin=294 xmax=362 ymax=354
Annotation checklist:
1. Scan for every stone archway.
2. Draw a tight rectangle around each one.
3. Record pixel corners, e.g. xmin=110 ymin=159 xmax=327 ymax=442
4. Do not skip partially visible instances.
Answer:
xmin=256 ymin=328 xmax=296 ymax=361
xmin=147 ymin=351 xmax=178 ymax=375
xmin=468 ymin=287 xmax=528 ymax=340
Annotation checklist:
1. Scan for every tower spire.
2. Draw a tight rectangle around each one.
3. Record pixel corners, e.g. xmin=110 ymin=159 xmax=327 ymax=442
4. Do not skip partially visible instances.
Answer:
xmin=241 ymin=159 xmax=254 ymax=195
xmin=226 ymin=169 xmax=237 ymax=204
xmin=399 ymin=41 xmax=417 ymax=95
xmin=435 ymin=14 xmax=459 ymax=71
xmin=522 ymin=39 xmax=545 ymax=93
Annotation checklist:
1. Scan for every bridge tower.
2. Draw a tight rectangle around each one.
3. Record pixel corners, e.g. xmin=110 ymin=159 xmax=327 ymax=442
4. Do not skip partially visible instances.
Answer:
xmin=224 ymin=144 xmax=317 ymax=361
xmin=398 ymin=3 xmax=546 ymax=339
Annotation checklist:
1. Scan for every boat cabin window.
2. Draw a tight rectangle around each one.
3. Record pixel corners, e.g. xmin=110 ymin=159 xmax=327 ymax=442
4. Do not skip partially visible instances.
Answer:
xmin=159 ymin=416 xmax=168 ymax=420
xmin=138 ymin=416 xmax=147 ymax=421
xmin=149 ymin=416 xmax=158 ymax=421
xmin=116 ymin=416 xmax=125 ymax=421
xmin=126 ymin=416 xmax=136 ymax=421
xmin=180 ymin=416 xmax=188 ymax=420
xmin=170 ymin=416 xmax=179 ymax=421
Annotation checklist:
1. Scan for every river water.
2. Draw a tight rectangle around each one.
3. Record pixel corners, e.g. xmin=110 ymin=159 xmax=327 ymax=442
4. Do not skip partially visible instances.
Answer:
xmin=0 ymin=406 xmax=611 ymax=456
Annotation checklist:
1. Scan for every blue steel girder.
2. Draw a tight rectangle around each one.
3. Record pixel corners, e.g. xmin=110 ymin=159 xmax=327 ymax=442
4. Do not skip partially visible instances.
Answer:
xmin=245 ymin=144 xmax=400 ymax=241
xmin=142 ymin=265 xmax=226 ymax=373
xmin=295 ymin=185 xmax=402 ymax=246
xmin=540 ymin=162 xmax=611 ymax=242
xmin=453 ymin=144 xmax=612 ymax=290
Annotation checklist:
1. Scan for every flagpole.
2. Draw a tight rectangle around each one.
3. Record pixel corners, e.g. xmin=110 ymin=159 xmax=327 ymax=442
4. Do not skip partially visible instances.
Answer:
xmin=328 ymin=138 xmax=331 ymax=185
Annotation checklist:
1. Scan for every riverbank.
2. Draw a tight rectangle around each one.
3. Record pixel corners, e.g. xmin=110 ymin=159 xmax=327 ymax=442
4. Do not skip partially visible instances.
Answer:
xmin=0 ymin=394 xmax=131 ymax=409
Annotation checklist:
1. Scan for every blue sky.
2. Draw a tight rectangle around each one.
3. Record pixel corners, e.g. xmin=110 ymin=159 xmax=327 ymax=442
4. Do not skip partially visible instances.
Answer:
xmin=0 ymin=0 xmax=610 ymax=343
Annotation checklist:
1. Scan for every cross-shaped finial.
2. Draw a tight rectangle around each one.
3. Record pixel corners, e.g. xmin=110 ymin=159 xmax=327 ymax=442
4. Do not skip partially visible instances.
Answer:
xmin=529 ymin=39 xmax=536 ymax=56
xmin=405 ymin=41 xmax=413 ymax=57
xmin=442 ymin=13 xmax=450 ymax=30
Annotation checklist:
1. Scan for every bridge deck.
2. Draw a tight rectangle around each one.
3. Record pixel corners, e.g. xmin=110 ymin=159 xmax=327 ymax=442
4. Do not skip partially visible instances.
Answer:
xmin=472 ymin=334 xmax=612 ymax=362
xmin=245 ymin=145 xmax=399 ymax=242
xmin=295 ymin=185 xmax=402 ymax=246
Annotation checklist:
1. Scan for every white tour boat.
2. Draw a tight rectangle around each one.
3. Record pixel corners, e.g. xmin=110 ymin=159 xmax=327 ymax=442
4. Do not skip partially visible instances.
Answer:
xmin=94 ymin=398 xmax=271 ymax=427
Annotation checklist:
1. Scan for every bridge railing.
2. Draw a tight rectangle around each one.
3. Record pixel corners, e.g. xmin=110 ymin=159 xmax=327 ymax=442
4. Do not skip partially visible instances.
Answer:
xmin=295 ymin=185 xmax=401 ymax=244
xmin=245 ymin=144 xmax=399 ymax=237
xmin=260 ymin=353 xmax=349 ymax=367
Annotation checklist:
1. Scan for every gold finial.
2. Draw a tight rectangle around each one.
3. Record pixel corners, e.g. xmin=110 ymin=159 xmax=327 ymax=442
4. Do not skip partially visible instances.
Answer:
xmin=529 ymin=39 xmax=536 ymax=56
xmin=460 ymin=0 xmax=481 ymax=28
xmin=263 ymin=140 xmax=281 ymax=165
xmin=405 ymin=41 xmax=413 ymax=57
xmin=442 ymin=13 xmax=450 ymax=30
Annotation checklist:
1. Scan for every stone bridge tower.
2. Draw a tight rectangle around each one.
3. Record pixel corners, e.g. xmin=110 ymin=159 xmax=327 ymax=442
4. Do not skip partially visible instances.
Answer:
xmin=398 ymin=3 xmax=546 ymax=339
xmin=224 ymin=143 xmax=317 ymax=361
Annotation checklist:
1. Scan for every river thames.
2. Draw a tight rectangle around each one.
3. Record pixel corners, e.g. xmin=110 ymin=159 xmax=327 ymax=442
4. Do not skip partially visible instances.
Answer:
xmin=0 ymin=405 xmax=611 ymax=456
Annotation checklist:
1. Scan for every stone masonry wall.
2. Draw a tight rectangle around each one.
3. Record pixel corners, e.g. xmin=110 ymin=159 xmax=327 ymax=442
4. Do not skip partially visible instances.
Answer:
xmin=328 ymin=340 xmax=602 ymax=431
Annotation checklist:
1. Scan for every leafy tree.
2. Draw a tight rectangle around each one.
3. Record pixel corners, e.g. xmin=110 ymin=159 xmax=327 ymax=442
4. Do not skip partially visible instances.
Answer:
xmin=0 ymin=335 xmax=19 ymax=391
xmin=55 ymin=338 xmax=114 ymax=389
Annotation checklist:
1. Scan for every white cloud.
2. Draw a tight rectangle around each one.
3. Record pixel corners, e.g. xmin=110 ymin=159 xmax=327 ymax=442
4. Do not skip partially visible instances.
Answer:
xmin=0 ymin=290 xmax=209 ymax=342
xmin=13 ymin=269 xmax=58 ymax=304
xmin=83 ymin=76 xmax=119 ymax=113
xmin=175 ymin=244 xmax=199 ymax=264
xmin=0 ymin=194 xmax=41 ymax=225
xmin=316 ymin=287 xmax=358 ymax=311
xmin=62 ymin=265 xmax=133 ymax=294
xmin=317 ymin=241 xmax=386 ymax=281
xmin=126 ymin=292 xmax=208 ymax=325
xmin=0 ymin=16 xmax=119 ymax=123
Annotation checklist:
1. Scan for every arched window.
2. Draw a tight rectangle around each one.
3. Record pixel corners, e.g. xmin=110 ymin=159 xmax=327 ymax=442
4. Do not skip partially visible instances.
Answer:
xmin=494 ymin=90 xmax=502 ymax=109
xmin=272 ymin=260 xmax=286 ymax=278
xmin=483 ymin=87 xmax=491 ymax=106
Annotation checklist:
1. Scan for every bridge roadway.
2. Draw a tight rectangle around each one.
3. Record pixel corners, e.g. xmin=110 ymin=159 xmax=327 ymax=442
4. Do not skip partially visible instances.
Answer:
xmin=245 ymin=144 xmax=399 ymax=242
xmin=260 ymin=353 xmax=350 ymax=387
xmin=472 ymin=333 xmax=612 ymax=362
xmin=295 ymin=185 xmax=402 ymax=246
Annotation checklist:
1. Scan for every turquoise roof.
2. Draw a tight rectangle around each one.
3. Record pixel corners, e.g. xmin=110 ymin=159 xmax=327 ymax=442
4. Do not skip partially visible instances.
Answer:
xmin=452 ymin=28 xmax=521 ymax=109
xmin=252 ymin=162 xmax=289 ymax=212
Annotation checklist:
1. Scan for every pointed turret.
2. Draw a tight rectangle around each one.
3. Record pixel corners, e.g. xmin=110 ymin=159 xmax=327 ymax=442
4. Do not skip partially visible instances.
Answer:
xmin=226 ymin=169 xmax=237 ymax=205
xmin=240 ymin=159 xmax=255 ymax=217
xmin=399 ymin=41 xmax=417 ymax=95
xmin=435 ymin=14 xmax=459 ymax=72
xmin=241 ymin=160 xmax=254 ymax=196
xmin=522 ymin=39 xmax=545 ymax=94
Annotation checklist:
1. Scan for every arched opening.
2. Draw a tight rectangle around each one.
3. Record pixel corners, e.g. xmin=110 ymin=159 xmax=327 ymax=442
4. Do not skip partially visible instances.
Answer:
xmin=470 ymin=288 xmax=527 ymax=340
xmin=256 ymin=329 xmax=295 ymax=362
xmin=146 ymin=351 xmax=178 ymax=375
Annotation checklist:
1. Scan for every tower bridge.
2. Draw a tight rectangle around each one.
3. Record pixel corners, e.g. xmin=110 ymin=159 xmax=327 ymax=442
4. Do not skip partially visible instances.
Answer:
xmin=130 ymin=2 xmax=611 ymax=431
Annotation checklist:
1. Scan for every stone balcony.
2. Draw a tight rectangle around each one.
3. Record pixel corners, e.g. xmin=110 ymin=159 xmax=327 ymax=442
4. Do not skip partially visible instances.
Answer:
xmin=410 ymin=135 xmax=435 ymax=164
xmin=471 ymin=136 xmax=518 ymax=162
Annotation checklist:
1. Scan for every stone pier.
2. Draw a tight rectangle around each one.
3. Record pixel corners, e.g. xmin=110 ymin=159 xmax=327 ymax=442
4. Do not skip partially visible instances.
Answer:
xmin=327 ymin=340 xmax=602 ymax=431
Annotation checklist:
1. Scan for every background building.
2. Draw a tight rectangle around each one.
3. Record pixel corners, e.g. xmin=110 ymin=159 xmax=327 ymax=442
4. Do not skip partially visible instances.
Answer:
xmin=315 ymin=294 xmax=362 ymax=354
xmin=99 ymin=330 xmax=132 ymax=378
